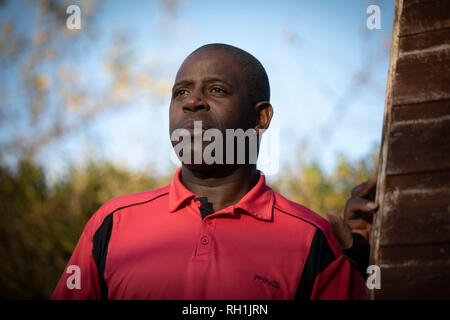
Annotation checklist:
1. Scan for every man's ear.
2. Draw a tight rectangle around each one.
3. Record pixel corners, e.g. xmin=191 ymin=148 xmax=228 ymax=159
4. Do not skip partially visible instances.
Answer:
xmin=254 ymin=101 xmax=273 ymax=134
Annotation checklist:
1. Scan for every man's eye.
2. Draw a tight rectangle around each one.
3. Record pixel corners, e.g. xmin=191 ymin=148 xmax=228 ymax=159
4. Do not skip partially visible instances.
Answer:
xmin=175 ymin=89 xmax=188 ymax=96
xmin=211 ymin=87 xmax=226 ymax=93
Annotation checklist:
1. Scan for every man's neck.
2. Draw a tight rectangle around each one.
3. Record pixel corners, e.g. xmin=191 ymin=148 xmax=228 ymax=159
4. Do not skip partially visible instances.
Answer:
xmin=180 ymin=164 xmax=260 ymax=212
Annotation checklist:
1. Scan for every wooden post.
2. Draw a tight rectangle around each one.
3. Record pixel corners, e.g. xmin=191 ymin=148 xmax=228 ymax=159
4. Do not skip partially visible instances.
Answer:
xmin=369 ymin=0 xmax=450 ymax=299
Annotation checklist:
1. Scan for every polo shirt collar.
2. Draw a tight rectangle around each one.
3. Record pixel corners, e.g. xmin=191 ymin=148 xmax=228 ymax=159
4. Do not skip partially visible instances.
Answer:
xmin=168 ymin=167 xmax=274 ymax=221
xmin=168 ymin=167 xmax=197 ymax=213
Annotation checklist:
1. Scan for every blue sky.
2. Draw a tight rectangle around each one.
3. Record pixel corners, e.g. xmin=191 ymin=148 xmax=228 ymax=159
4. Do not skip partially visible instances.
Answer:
xmin=1 ymin=0 xmax=395 ymax=179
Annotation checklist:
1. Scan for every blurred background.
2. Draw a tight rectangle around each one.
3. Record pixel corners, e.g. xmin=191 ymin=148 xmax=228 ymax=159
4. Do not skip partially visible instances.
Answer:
xmin=0 ymin=0 xmax=394 ymax=298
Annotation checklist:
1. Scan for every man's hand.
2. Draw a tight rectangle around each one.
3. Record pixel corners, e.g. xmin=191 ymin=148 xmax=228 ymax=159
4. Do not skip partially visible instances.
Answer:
xmin=326 ymin=171 xmax=378 ymax=249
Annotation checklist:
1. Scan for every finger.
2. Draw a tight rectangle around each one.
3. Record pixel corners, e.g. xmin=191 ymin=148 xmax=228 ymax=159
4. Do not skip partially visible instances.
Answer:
xmin=352 ymin=229 xmax=370 ymax=241
xmin=344 ymin=198 xmax=377 ymax=220
xmin=349 ymin=218 xmax=372 ymax=240
xmin=351 ymin=171 xmax=378 ymax=198
xmin=347 ymin=218 xmax=371 ymax=230
xmin=345 ymin=197 xmax=377 ymax=213
xmin=326 ymin=210 xmax=353 ymax=249
xmin=325 ymin=210 xmax=340 ymax=225
xmin=351 ymin=181 xmax=375 ymax=198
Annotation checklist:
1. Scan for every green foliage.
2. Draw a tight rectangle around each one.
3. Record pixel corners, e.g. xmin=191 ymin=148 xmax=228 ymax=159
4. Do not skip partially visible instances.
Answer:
xmin=271 ymin=147 xmax=378 ymax=218
xmin=0 ymin=160 xmax=170 ymax=299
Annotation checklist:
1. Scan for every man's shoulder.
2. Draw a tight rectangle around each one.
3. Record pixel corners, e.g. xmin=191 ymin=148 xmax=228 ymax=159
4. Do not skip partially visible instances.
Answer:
xmin=272 ymin=191 xmax=328 ymax=230
xmin=272 ymin=190 xmax=340 ymax=254
xmin=101 ymin=185 xmax=170 ymax=214
xmin=83 ymin=185 xmax=170 ymax=237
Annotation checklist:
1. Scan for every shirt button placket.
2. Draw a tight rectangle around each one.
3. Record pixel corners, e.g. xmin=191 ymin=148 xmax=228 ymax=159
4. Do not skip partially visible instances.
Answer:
xmin=195 ymin=233 xmax=211 ymax=257
xmin=201 ymin=236 xmax=209 ymax=245
xmin=195 ymin=218 xmax=215 ymax=257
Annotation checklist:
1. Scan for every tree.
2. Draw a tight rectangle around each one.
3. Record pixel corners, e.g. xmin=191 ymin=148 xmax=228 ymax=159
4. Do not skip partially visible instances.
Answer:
xmin=0 ymin=0 xmax=174 ymax=165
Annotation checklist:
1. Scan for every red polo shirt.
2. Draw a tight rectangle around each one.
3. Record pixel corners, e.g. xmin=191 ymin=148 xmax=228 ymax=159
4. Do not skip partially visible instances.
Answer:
xmin=51 ymin=167 xmax=366 ymax=300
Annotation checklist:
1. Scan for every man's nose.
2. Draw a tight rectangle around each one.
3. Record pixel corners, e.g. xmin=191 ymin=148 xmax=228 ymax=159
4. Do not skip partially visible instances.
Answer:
xmin=182 ymin=91 xmax=210 ymax=113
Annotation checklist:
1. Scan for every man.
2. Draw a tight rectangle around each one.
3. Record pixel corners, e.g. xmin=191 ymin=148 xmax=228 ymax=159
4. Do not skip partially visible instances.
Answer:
xmin=51 ymin=43 xmax=366 ymax=300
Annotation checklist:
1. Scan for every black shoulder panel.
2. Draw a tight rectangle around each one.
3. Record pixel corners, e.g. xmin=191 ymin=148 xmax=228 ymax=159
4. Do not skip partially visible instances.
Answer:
xmin=294 ymin=228 xmax=336 ymax=300
xmin=92 ymin=213 xmax=113 ymax=300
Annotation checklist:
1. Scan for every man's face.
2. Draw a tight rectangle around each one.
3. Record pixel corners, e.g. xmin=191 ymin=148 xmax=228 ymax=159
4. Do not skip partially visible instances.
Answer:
xmin=169 ymin=49 xmax=256 ymax=169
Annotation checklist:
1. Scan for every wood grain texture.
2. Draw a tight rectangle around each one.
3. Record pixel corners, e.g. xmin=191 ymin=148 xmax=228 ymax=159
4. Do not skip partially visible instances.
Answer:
xmin=375 ymin=264 xmax=450 ymax=299
xmin=380 ymin=242 xmax=450 ymax=264
xmin=380 ymin=171 xmax=450 ymax=246
xmin=386 ymin=100 xmax=450 ymax=175
xmin=399 ymin=28 xmax=450 ymax=53
xmin=399 ymin=0 xmax=450 ymax=36
xmin=375 ymin=243 xmax=450 ymax=299
xmin=392 ymin=99 xmax=450 ymax=122
xmin=391 ymin=47 xmax=450 ymax=105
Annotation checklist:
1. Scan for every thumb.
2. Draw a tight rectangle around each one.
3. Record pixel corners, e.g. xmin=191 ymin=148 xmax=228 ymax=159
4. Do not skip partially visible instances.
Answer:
xmin=326 ymin=210 xmax=336 ymax=220
xmin=326 ymin=210 xmax=343 ymax=226
xmin=326 ymin=210 xmax=353 ymax=249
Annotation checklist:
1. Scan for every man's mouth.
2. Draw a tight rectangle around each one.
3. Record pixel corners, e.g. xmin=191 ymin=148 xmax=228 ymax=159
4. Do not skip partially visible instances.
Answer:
xmin=184 ymin=127 xmax=204 ymax=137
xmin=179 ymin=120 xmax=215 ymax=136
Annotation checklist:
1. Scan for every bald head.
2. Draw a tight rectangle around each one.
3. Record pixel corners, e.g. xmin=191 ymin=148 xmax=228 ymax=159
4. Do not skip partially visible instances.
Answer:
xmin=188 ymin=43 xmax=270 ymax=105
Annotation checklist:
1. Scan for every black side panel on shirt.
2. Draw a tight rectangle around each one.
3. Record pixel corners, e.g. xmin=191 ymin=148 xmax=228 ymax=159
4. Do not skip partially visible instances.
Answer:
xmin=294 ymin=228 xmax=336 ymax=300
xmin=92 ymin=213 xmax=113 ymax=300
